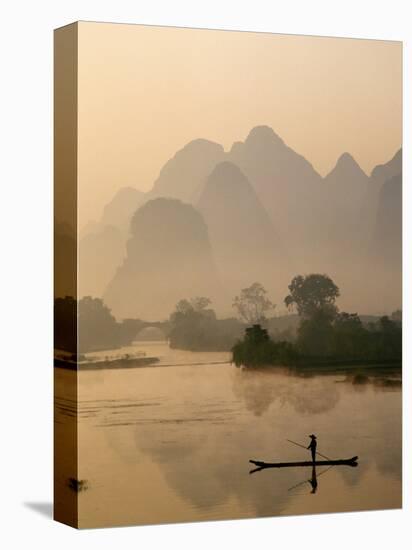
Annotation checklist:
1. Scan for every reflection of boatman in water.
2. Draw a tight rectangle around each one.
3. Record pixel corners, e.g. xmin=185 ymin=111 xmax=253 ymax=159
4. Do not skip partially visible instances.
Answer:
xmin=308 ymin=465 xmax=318 ymax=494
xmin=307 ymin=434 xmax=317 ymax=462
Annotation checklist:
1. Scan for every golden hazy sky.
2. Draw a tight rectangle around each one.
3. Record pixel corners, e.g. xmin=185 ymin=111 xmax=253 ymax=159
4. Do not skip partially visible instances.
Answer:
xmin=77 ymin=22 xmax=402 ymax=225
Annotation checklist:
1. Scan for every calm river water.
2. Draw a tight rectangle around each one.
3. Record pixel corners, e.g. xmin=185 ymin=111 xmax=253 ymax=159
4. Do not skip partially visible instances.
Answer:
xmin=54 ymin=341 xmax=402 ymax=528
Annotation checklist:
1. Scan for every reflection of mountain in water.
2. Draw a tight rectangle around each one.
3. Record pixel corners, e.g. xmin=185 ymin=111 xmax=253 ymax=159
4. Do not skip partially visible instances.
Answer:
xmin=87 ymin=364 xmax=401 ymax=521
xmin=231 ymin=368 xmax=340 ymax=416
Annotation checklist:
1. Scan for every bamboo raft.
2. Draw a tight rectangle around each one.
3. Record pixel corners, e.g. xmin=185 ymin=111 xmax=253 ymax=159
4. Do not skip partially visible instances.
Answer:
xmin=249 ymin=456 xmax=358 ymax=470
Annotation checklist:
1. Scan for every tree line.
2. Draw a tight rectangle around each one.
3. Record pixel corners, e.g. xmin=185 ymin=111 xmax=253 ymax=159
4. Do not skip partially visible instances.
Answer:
xmin=54 ymin=296 xmax=138 ymax=353
xmin=54 ymin=275 xmax=401 ymax=362
xmin=232 ymin=274 xmax=402 ymax=367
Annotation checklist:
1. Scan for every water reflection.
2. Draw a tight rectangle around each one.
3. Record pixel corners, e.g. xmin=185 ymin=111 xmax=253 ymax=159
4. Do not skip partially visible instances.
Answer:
xmin=309 ymin=466 xmax=318 ymax=493
xmin=55 ymin=346 xmax=401 ymax=527
xmin=232 ymin=367 xmax=341 ymax=416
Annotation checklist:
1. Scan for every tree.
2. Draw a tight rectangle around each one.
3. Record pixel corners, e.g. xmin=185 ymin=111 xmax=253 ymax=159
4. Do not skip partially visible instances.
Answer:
xmin=174 ymin=297 xmax=212 ymax=316
xmin=169 ymin=297 xmax=218 ymax=350
xmin=55 ymin=295 xmax=136 ymax=354
xmin=232 ymin=324 xmax=297 ymax=368
xmin=284 ymin=274 xmax=340 ymax=357
xmin=284 ymin=274 xmax=340 ymax=319
xmin=296 ymin=309 xmax=336 ymax=357
xmin=370 ymin=316 xmax=402 ymax=359
xmin=332 ymin=312 xmax=368 ymax=358
xmin=169 ymin=297 xmax=244 ymax=351
xmin=233 ymin=282 xmax=275 ymax=325
xmin=78 ymin=296 xmax=120 ymax=352
xmin=190 ymin=296 xmax=212 ymax=312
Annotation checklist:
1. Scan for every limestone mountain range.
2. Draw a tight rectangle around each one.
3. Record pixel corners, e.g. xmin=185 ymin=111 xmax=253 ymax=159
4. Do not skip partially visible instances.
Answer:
xmin=78 ymin=126 xmax=402 ymax=319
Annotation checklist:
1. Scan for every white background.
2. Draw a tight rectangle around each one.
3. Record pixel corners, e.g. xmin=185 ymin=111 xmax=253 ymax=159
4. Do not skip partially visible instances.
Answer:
xmin=0 ymin=0 xmax=410 ymax=548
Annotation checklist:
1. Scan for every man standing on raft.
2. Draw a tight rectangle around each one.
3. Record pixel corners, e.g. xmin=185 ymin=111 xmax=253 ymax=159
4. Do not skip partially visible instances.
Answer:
xmin=307 ymin=434 xmax=317 ymax=462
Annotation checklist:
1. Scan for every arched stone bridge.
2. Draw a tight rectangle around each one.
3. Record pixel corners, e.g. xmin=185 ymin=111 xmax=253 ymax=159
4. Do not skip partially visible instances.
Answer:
xmin=121 ymin=318 xmax=171 ymax=341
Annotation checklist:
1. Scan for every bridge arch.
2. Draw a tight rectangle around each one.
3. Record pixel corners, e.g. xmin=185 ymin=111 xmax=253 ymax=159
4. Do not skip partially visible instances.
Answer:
xmin=134 ymin=325 xmax=168 ymax=342
xmin=131 ymin=320 xmax=171 ymax=342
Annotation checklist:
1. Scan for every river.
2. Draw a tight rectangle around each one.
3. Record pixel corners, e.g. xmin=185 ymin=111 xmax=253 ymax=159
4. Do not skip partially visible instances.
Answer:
xmin=54 ymin=341 xmax=402 ymax=528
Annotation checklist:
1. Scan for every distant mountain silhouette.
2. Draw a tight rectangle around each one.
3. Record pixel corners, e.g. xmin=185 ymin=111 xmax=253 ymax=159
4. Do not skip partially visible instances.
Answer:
xmin=309 ymin=152 xmax=375 ymax=312
xmin=104 ymin=198 xmax=220 ymax=320
xmin=149 ymin=139 xmax=225 ymax=203
xmin=77 ymin=126 xmax=401 ymax=315
xmin=79 ymin=219 xmax=100 ymax=239
xmin=367 ymin=173 xmax=402 ymax=311
xmin=359 ymin=148 xmax=403 ymax=243
xmin=227 ymin=126 xmax=325 ymax=266
xmin=370 ymin=148 xmax=402 ymax=186
xmin=372 ymin=173 xmax=402 ymax=264
xmin=197 ymin=161 xmax=291 ymax=312
xmin=322 ymin=152 xmax=369 ymax=258
xmin=79 ymin=225 xmax=126 ymax=299
xmin=325 ymin=152 xmax=368 ymax=201
xmin=78 ymin=187 xmax=145 ymax=298
xmin=101 ymin=187 xmax=146 ymax=234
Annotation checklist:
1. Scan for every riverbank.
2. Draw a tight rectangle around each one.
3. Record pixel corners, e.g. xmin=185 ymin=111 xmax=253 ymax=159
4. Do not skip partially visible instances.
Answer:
xmin=54 ymin=340 xmax=402 ymax=373
xmin=54 ymin=355 xmax=160 ymax=371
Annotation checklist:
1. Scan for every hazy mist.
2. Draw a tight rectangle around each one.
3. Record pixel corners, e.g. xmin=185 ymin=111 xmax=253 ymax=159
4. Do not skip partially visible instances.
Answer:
xmin=72 ymin=23 xmax=403 ymax=316
xmin=76 ymin=22 xmax=401 ymax=225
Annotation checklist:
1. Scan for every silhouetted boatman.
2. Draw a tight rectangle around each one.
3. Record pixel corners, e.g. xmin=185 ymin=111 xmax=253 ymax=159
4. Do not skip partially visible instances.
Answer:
xmin=307 ymin=434 xmax=317 ymax=463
